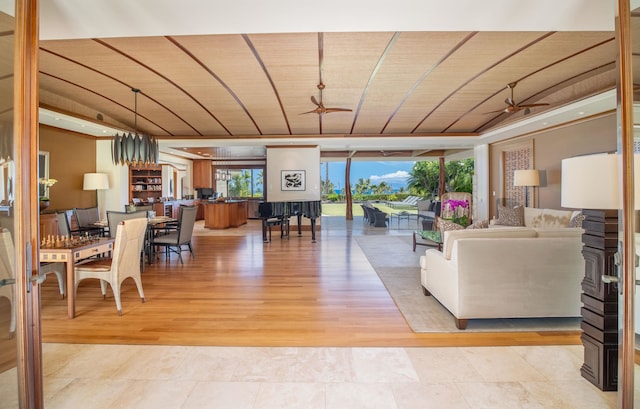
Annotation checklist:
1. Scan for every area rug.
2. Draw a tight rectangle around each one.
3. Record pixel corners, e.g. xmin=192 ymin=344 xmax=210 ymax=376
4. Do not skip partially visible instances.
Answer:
xmin=355 ymin=235 xmax=581 ymax=333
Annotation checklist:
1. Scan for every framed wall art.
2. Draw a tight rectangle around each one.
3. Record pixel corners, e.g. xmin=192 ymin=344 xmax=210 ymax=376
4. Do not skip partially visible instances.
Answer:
xmin=281 ymin=170 xmax=305 ymax=191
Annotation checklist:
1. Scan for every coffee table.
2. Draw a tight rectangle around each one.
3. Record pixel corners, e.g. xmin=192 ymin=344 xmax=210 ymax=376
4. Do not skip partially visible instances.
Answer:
xmin=412 ymin=230 xmax=442 ymax=252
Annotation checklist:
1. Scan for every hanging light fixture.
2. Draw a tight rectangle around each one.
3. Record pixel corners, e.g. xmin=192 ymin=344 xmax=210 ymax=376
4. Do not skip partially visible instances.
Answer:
xmin=112 ymin=88 xmax=158 ymax=166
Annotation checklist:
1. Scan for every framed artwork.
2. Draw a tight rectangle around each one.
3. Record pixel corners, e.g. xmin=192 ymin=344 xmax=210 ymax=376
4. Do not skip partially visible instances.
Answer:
xmin=281 ymin=170 xmax=305 ymax=191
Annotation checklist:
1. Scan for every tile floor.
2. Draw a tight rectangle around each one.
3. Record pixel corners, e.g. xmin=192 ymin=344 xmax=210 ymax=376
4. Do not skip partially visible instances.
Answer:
xmin=0 ymin=343 xmax=620 ymax=408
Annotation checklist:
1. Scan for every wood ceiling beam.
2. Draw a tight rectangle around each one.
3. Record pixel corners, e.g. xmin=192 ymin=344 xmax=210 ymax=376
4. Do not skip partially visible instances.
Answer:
xmin=154 ymin=132 xmax=480 ymax=140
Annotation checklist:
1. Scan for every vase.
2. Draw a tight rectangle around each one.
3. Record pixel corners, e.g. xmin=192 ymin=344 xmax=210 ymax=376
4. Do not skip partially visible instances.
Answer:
xmin=39 ymin=200 xmax=50 ymax=211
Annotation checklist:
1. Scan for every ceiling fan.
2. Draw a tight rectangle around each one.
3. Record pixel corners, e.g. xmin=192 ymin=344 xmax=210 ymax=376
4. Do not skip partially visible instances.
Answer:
xmin=486 ymin=82 xmax=549 ymax=115
xmin=301 ymin=83 xmax=352 ymax=115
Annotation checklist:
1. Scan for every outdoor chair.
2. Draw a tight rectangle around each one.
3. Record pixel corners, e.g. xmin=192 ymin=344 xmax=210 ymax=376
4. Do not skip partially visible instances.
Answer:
xmin=362 ymin=205 xmax=388 ymax=227
xmin=73 ymin=218 xmax=148 ymax=315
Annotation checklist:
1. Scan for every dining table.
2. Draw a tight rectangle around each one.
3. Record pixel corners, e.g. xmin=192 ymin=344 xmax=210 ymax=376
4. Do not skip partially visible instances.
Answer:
xmin=92 ymin=215 xmax=178 ymax=265
xmin=40 ymin=236 xmax=114 ymax=318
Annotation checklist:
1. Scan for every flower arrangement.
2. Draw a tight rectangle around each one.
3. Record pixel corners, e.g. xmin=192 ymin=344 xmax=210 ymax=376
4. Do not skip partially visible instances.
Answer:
xmin=39 ymin=178 xmax=57 ymax=201
xmin=442 ymin=199 xmax=470 ymax=227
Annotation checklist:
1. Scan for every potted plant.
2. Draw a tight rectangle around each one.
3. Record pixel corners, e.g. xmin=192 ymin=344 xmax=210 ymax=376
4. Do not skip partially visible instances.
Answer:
xmin=39 ymin=178 xmax=57 ymax=210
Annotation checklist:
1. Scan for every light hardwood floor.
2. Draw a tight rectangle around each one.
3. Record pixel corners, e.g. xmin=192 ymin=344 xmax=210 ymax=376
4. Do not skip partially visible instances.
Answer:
xmin=35 ymin=217 xmax=580 ymax=348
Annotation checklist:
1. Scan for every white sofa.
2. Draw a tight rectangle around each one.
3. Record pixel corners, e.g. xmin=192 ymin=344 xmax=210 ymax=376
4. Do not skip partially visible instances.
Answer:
xmin=419 ymin=225 xmax=585 ymax=329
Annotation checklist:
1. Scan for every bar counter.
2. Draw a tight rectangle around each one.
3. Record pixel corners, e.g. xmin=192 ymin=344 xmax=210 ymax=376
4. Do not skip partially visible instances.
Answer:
xmin=202 ymin=200 xmax=248 ymax=229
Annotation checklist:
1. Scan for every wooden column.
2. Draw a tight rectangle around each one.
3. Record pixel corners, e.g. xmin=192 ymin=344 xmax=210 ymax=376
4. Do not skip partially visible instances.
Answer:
xmin=438 ymin=156 xmax=446 ymax=198
xmin=345 ymin=158 xmax=352 ymax=220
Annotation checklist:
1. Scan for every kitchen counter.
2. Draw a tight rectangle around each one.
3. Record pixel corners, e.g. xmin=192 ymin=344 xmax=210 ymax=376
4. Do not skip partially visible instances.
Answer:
xmin=202 ymin=200 xmax=248 ymax=229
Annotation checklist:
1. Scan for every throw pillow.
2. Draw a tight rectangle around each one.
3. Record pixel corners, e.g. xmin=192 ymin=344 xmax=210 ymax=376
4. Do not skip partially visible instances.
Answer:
xmin=569 ymin=212 xmax=586 ymax=228
xmin=466 ymin=219 xmax=489 ymax=229
xmin=496 ymin=205 xmax=524 ymax=226
xmin=438 ymin=218 xmax=465 ymax=233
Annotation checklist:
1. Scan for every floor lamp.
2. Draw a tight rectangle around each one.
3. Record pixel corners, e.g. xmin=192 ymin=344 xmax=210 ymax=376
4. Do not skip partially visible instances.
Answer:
xmin=83 ymin=173 xmax=110 ymax=218
xmin=513 ymin=169 xmax=540 ymax=208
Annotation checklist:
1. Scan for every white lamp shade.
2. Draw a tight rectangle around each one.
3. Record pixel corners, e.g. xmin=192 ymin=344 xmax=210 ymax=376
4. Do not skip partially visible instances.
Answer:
xmin=83 ymin=173 xmax=110 ymax=190
xmin=561 ymin=153 xmax=640 ymax=209
xmin=513 ymin=169 xmax=540 ymax=187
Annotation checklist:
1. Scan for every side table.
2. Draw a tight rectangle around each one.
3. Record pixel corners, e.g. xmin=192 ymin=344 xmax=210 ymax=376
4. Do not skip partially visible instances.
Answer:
xmin=412 ymin=230 xmax=442 ymax=252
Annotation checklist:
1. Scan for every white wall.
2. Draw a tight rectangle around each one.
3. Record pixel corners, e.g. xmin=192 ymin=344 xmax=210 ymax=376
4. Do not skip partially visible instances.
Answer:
xmin=96 ymin=139 xmax=128 ymax=217
xmin=266 ymin=146 xmax=321 ymax=202
xmin=474 ymin=144 xmax=489 ymax=221
xmin=96 ymin=141 xmax=194 ymax=217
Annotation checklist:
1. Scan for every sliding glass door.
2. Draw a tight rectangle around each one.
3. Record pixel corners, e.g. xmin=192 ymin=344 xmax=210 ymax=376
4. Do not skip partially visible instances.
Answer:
xmin=0 ymin=0 xmax=44 ymax=407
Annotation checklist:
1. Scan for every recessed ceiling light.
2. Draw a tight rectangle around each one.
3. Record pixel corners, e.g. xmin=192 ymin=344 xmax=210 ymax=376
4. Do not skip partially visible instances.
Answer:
xmin=578 ymin=111 xmax=585 ymax=115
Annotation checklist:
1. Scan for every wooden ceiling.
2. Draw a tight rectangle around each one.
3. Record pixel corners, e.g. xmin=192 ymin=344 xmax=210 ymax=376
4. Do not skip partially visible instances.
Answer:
xmin=36 ymin=30 xmax=617 ymax=160
xmin=0 ymin=3 xmax=622 ymax=161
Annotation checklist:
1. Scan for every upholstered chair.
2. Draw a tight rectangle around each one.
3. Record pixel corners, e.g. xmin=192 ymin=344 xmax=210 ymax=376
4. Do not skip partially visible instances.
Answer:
xmin=151 ymin=206 xmax=197 ymax=264
xmin=74 ymin=218 xmax=148 ymax=315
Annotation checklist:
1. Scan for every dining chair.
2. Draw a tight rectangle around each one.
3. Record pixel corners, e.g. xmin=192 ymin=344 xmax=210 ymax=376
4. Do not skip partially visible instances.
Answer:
xmin=125 ymin=204 xmax=153 ymax=213
xmin=73 ymin=206 xmax=102 ymax=235
xmin=151 ymin=205 xmax=197 ymax=264
xmin=106 ymin=210 xmax=147 ymax=238
xmin=55 ymin=210 xmax=80 ymax=237
xmin=107 ymin=210 xmax=149 ymax=269
xmin=74 ymin=218 xmax=148 ymax=315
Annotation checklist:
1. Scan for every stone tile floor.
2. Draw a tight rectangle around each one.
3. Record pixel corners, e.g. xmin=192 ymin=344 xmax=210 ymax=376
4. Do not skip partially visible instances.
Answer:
xmin=0 ymin=343 xmax=620 ymax=409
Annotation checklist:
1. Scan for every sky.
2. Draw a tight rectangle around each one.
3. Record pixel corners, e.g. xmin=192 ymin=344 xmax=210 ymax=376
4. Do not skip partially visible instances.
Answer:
xmin=321 ymin=160 xmax=416 ymax=192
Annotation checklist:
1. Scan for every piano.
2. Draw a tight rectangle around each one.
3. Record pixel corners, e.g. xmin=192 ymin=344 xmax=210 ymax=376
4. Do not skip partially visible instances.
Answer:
xmin=258 ymin=200 xmax=321 ymax=243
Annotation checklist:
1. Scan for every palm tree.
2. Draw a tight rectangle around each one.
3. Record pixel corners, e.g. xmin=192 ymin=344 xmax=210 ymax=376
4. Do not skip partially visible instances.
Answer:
xmin=354 ymin=178 xmax=372 ymax=195
xmin=321 ymin=179 xmax=335 ymax=195
xmin=373 ymin=181 xmax=392 ymax=194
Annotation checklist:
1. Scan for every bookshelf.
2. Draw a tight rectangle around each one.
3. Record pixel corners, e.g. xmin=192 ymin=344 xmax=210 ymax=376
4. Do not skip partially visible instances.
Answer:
xmin=129 ymin=166 xmax=163 ymax=203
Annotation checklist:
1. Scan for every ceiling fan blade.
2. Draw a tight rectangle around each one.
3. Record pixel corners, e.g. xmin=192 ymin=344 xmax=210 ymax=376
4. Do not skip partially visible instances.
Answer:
xmin=311 ymin=95 xmax=320 ymax=106
xmin=484 ymin=107 xmax=511 ymax=114
xmin=517 ymin=103 xmax=550 ymax=108
xmin=300 ymin=108 xmax=321 ymax=115
xmin=324 ymin=107 xmax=353 ymax=113
xmin=505 ymin=97 xmax=515 ymax=106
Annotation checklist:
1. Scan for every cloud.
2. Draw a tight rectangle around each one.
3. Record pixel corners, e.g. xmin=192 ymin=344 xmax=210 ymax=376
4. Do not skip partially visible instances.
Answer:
xmin=370 ymin=170 xmax=410 ymax=182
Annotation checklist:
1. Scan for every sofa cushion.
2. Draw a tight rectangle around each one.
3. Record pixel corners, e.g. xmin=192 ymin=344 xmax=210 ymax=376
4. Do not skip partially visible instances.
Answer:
xmin=466 ymin=219 xmax=489 ymax=229
xmin=442 ymin=227 xmax=537 ymax=260
xmin=524 ymin=207 xmax=574 ymax=228
xmin=495 ymin=205 xmax=524 ymax=226
xmin=569 ymin=212 xmax=586 ymax=228
xmin=438 ymin=218 xmax=465 ymax=233
xmin=534 ymin=227 xmax=584 ymax=238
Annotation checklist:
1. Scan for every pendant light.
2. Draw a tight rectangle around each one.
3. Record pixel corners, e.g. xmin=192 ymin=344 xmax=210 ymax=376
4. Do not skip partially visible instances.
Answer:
xmin=112 ymin=88 xmax=158 ymax=166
